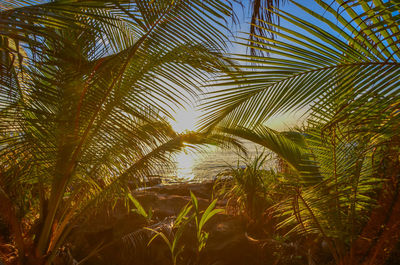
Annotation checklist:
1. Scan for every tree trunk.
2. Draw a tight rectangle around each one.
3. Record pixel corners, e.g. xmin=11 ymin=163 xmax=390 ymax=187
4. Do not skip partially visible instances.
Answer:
xmin=343 ymin=137 xmax=400 ymax=265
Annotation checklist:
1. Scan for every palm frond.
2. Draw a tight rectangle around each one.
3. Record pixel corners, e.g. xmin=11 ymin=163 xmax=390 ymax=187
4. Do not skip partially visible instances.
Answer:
xmin=0 ymin=0 xmax=236 ymax=261
xmin=216 ymin=125 xmax=321 ymax=181
xmin=200 ymin=0 xmax=400 ymax=130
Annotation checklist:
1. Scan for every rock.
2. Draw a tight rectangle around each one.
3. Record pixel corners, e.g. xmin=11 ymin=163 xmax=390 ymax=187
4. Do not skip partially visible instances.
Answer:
xmin=145 ymin=181 xmax=214 ymax=199
xmin=68 ymin=181 xmax=278 ymax=265
xmin=133 ymin=192 xmax=210 ymax=219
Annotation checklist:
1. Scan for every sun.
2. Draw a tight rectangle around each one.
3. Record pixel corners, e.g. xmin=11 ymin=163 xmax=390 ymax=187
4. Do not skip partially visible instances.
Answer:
xmin=171 ymin=106 xmax=199 ymax=133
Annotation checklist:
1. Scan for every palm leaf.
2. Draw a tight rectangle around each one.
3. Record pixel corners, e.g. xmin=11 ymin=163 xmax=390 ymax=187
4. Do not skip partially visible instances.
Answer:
xmin=201 ymin=0 xmax=400 ymax=130
xmin=217 ymin=125 xmax=320 ymax=181
xmin=0 ymin=0 xmax=236 ymax=261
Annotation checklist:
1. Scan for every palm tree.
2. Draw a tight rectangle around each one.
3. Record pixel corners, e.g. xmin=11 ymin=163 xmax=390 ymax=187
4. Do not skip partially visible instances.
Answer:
xmin=202 ymin=0 xmax=400 ymax=129
xmin=243 ymin=0 xmax=287 ymax=55
xmin=202 ymin=0 xmax=400 ymax=264
xmin=0 ymin=0 xmax=238 ymax=264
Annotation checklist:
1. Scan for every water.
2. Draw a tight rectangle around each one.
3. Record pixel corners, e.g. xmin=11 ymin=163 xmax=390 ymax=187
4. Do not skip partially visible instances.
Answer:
xmin=169 ymin=141 xmax=275 ymax=183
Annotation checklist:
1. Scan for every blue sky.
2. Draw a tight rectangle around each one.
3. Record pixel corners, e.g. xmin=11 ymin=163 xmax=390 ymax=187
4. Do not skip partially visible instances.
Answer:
xmin=202 ymin=1 xmax=336 ymax=130
xmin=227 ymin=0 xmax=346 ymax=54
xmin=173 ymin=0 xmax=365 ymax=131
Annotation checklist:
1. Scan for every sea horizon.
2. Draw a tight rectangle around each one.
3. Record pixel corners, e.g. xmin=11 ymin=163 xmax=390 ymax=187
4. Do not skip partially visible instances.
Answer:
xmin=166 ymin=141 xmax=276 ymax=183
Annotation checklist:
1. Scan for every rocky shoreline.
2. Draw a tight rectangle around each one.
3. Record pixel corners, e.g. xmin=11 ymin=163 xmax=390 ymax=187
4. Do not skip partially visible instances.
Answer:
xmin=67 ymin=181 xmax=272 ymax=265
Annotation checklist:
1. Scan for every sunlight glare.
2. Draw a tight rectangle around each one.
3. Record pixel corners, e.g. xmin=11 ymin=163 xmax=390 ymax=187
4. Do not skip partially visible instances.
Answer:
xmin=171 ymin=106 xmax=199 ymax=133
xmin=175 ymin=151 xmax=196 ymax=181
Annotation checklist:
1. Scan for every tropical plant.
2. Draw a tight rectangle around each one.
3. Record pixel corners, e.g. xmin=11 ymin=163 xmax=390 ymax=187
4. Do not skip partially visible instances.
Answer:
xmin=201 ymin=0 xmax=400 ymax=130
xmin=128 ymin=194 xmax=153 ymax=223
xmin=216 ymin=126 xmax=319 ymax=181
xmin=213 ymin=151 xmax=282 ymax=221
xmin=0 ymin=0 xmax=238 ymax=263
xmin=146 ymin=192 xmax=222 ymax=265
xmin=146 ymin=203 xmax=192 ymax=265
xmin=189 ymin=191 xmax=223 ymax=255
xmin=238 ymin=0 xmax=287 ymax=56
xmin=202 ymin=0 xmax=400 ymax=264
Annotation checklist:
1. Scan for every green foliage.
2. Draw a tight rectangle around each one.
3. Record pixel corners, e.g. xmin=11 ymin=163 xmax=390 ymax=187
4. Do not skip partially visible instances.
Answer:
xmin=146 ymin=203 xmax=192 ymax=265
xmin=201 ymin=1 xmax=400 ymax=131
xmin=0 ymin=0 xmax=236 ymax=263
xmin=128 ymin=194 xmax=153 ymax=222
xmin=146 ymin=193 xmax=222 ymax=265
xmin=217 ymin=126 xmax=320 ymax=182
xmin=202 ymin=1 xmax=400 ymax=263
xmin=214 ymin=151 xmax=282 ymax=220
xmin=190 ymin=191 xmax=224 ymax=253
xmin=272 ymin=118 xmax=385 ymax=262
xmin=2 ymin=0 xmax=400 ymax=263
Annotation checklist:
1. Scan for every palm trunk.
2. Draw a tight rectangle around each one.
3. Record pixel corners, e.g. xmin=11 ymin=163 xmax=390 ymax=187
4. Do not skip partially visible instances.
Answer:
xmin=342 ymin=137 xmax=400 ymax=265
xmin=342 ymin=177 xmax=400 ymax=265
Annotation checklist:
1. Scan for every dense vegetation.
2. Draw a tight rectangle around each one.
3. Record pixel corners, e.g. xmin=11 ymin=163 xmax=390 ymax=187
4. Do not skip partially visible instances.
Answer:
xmin=1 ymin=0 xmax=399 ymax=264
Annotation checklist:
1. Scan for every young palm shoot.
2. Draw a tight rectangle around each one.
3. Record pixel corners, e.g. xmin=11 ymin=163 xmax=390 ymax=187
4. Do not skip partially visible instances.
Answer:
xmin=128 ymin=194 xmax=153 ymax=223
xmin=146 ymin=193 xmax=223 ymax=265
xmin=146 ymin=203 xmax=193 ymax=265
xmin=190 ymin=191 xmax=224 ymax=254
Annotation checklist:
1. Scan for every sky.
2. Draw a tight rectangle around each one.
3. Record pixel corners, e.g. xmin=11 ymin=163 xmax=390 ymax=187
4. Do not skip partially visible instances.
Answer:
xmin=170 ymin=0 xmax=381 ymax=132
xmin=167 ymin=0 xmax=397 ymax=180
xmin=171 ymin=0 xmax=336 ymax=132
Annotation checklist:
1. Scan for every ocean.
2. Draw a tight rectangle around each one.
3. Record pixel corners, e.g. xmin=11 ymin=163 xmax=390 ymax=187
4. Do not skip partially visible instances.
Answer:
xmin=168 ymin=141 xmax=276 ymax=183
